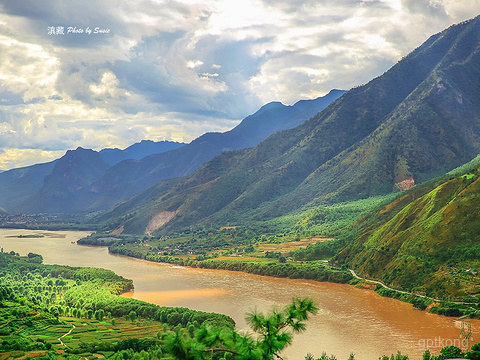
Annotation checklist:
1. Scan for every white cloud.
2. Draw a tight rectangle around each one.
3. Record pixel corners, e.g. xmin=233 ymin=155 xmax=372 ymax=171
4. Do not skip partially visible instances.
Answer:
xmin=0 ymin=148 xmax=65 ymax=170
xmin=0 ymin=0 xmax=479 ymax=169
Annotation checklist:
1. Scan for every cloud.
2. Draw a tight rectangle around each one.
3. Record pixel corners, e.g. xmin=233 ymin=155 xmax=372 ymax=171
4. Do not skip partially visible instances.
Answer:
xmin=0 ymin=0 xmax=480 ymax=169
xmin=0 ymin=148 xmax=65 ymax=170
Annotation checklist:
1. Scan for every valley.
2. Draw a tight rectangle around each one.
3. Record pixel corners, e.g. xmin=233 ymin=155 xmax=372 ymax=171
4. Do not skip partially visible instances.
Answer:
xmin=2 ymin=11 xmax=480 ymax=360
xmin=1 ymin=229 xmax=479 ymax=360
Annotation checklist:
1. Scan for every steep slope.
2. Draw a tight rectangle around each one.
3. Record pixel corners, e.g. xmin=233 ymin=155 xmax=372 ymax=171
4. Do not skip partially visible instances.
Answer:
xmin=0 ymin=140 xmax=185 ymax=212
xmin=15 ymin=148 xmax=110 ymax=213
xmin=336 ymin=158 xmax=480 ymax=299
xmin=96 ymin=16 xmax=480 ymax=234
xmin=0 ymin=161 xmax=57 ymax=211
xmin=86 ymin=90 xmax=345 ymax=210
xmin=99 ymin=140 xmax=185 ymax=166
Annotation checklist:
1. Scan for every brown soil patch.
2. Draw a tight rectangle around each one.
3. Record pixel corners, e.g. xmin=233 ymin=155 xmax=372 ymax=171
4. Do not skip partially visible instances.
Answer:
xmin=26 ymin=351 xmax=48 ymax=358
xmin=146 ymin=210 xmax=178 ymax=234
xmin=426 ymin=301 xmax=441 ymax=311
xmin=111 ymin=225 xmax=124 ymax=235
xmin=356 ymin=282 xmax=376 ymax=290
xmin=220 ymin=226 xmax=237 ymax=230
xmin=395 ymin=176 xmax=415 ymax=191
xmin=121 ymin=325 xmax=160 ymax=332
xmin=258 ymin=237 xmax=334 ymax=254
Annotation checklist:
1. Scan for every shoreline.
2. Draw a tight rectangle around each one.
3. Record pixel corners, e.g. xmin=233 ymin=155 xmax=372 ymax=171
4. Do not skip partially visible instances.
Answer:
xmin=3 ymin=228 xmax=478 ymax=359
xmin=75 ymin=242 xmax=479 ymax=321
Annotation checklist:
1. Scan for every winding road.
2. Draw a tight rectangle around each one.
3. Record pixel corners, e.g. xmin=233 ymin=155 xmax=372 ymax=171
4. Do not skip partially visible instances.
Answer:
xmin=348 ymin=269 xmax=477 ymax=306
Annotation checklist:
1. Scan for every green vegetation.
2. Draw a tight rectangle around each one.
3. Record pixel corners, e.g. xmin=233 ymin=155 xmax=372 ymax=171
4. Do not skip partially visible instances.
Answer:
xmin=337 ymin=166 xmax=480 ymax=300
xmin=0 ymin=252 xmax=342 ymax=360
xmin=166 ymin=297 xmax=318 ymax=360
xmin=79 ymin=194 xmax=396 ymax=287
xmin=305 ymin=344 xmax=480 ymax=360
xmin=0 ymin=212 xmax=101 ymax=231
xmin=4 ymin=251 xmax=480 ymax=359
xmin=17 ymin=234 xmax=45 ymax=238
xmin=7 ymin=16 xmax=480 ymax=358
xmin=79 ymin=160 xmax=480 ymax=311
xmin=0 ymin=251 xmax=233 ymax=359
xmin=80 ymin=223 xmax=354 ymax=285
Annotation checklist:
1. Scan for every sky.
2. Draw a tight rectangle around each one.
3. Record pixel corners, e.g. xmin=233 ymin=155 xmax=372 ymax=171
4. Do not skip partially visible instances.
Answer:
xmin=0 ymin=0 xmax=479 ymax=170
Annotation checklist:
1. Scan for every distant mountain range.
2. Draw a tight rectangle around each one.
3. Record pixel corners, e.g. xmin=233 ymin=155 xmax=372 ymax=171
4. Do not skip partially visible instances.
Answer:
xmin=0 ymin=90 xmax=344 ymax=213
xmin=95 ymin=15 xmax=480 ymax=234
xmin=99 ymin=140 xmax=185 ymax=166
xmin=84 ymin=90 xmax=345 ymax=210
xmin=0 ymin=140 xmax=185 ymax=212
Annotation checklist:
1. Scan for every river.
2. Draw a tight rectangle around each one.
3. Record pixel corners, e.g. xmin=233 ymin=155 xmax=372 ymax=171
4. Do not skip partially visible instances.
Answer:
xmin=1 ymin=228 xmax=478 ymax=360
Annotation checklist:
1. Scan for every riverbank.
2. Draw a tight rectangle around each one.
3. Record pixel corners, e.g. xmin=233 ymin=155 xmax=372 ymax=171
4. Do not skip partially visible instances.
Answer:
xmin=4 ymin=228 xmax=480 ymax=359
xmin=79 ymin=239 xmax=480 ymax=321
xmin=350 ymin=269 xmax=480 ymax=318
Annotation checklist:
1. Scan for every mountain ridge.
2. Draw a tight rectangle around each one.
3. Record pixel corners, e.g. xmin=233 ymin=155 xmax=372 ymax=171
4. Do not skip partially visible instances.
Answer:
xmin=94 ymin=15 xmax=480 ymax=234
xmin=99 ymin=140 xmax=186 ymax=166
xmin=15 ymin=147 xmax=110 ymax=213
xmin=0 ymin=91 xmax=344 ymax=214
xmin=0 ymin=140 xmax=184 ymax=213
xmin=82 ymin=89 xmax=346 ymax=211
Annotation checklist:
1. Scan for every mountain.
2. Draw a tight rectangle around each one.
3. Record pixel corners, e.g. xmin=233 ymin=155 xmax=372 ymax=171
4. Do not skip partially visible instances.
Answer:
xmin=336 ymin=156 xmax=480 ymax=299
xmin=95 ymin=16 xmax=480 ymax=235
xmin=0 ymin=140 xmax=183 ymax=212
xmin=99 ymin=140 xmax=185 ymax=166
xmin=85 ymin=90 xmax=345 ymax=210
xmin=0 ymin=91 xmax=343 ymax=214
xmin=0 ymin=161 xmax=57 ymax=211
xmin=13 ymin=148 xmax=110 ymax=213
xmin=223 ymin=90 xmax=346 ymax=149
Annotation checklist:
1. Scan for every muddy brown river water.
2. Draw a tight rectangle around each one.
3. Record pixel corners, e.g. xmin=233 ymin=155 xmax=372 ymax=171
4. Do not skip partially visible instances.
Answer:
xmin=1 ymin=229 xmax=478 ymax=360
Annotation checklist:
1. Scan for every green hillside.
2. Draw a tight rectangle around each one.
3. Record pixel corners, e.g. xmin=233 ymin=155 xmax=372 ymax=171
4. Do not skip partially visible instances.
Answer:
xmin=337 ymin=160 xmax=480 ymax=300
xmin=96 ymin=15 xmax=480 ymax=235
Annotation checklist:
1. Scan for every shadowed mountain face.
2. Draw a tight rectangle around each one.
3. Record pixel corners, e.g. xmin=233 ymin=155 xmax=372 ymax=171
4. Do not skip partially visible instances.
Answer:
xmin=96 ymin=16 xmax=480 ymax=234
xmin=0 ymin=140 xmax=184 ymax=213
xmin=0 ymin=91 xmax=343 ymax=214
xmin=13 ymin=148 xmax=111 ymax=213
xmin=0 ymin=161 xmax=57 ymax=210
xmin=83 ymin=89 xmax=345 ymax=211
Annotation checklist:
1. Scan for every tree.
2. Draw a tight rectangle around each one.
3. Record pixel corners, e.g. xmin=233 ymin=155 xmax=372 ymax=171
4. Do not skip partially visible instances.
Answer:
xmin=422 ymin=349 xmax=431 ymax=360
xmin=440 ymin=345 xmax=463 ymax=359
xmin=95 ymin=309 xmax=105 ymax=321
xmin=86 ymin=309 xmax=93 ymax=319
xmin=166 ymin=297 xmax=318 ymax=360
xmin=129 ymin=310 xmax=137 ymax=322
xmin=466 ymin=343 xmax=480 ymax=360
